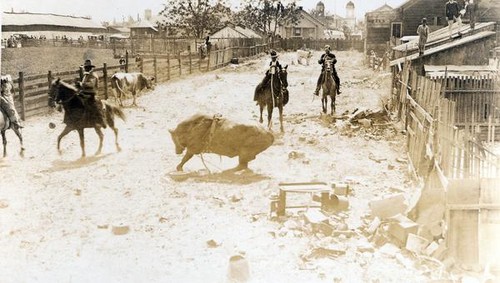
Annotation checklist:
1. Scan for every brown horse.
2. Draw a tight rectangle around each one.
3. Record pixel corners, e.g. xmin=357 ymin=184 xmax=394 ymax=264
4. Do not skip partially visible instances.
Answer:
xmin=321 ymin=58 xmax=338 ymax=115
xmin=254 ymin=65 xmax=289 ymax=132
xmin=48 ymin=79 xmax=126 ymax=157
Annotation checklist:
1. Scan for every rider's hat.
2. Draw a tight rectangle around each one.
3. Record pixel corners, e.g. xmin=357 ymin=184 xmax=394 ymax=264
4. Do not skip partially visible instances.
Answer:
xmin=83 ymin=59 xmax=95 ymax=68
xmin=270 ymin=50 xmax=278 ymax=58
xmin=324 ymin=45 xmax=331 ymax=51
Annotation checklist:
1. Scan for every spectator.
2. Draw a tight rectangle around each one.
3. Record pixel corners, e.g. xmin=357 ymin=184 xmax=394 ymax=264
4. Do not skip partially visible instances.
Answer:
xmin=446 ymin=0 xmax=461 ymax=38
xmin=465 ymin=0 xmax=477 ymax=29
xmin=417 ymin=18 xmax=429 ymax=56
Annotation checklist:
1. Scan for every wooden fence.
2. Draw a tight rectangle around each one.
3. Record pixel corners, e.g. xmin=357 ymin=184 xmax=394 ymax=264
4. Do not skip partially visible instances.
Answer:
xmin=7 ymin=40 xmax=275 ymax=119
xmin=280 ymin=38 xmax=364 ymax=52
xmin=393 ymin=62 xmax=500 ymax=180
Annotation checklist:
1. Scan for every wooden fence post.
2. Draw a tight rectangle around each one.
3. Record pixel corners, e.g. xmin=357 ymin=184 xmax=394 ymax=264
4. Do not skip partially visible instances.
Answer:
xmin=189 ymin=49 xmax=192 ymax=74
xmin=153 ymin=56 xmax=158 ymax=81
xmin=17 ymin=72 xmax=26 ymax=121
xmin=178 ymin=51 xmax=182 ymax=76
xmin=79 ymin=66 xmax=84 ymax=81
xmin=207 ymin=50 xmax=211 ymax=71
xmin=47 ymin=70 xmax=53 ymax=85
xmin=103 ymin=63 xmax=108 ymax=100
xmin=125 ymin=50 xmax=129 ymax=73
xmin=167 ymin=53 xmax=171 ymax=80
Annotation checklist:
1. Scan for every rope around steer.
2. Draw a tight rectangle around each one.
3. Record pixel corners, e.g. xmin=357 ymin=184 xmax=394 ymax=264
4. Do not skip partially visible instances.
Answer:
xmin=199 ymin=113 xmax=224 ymax=174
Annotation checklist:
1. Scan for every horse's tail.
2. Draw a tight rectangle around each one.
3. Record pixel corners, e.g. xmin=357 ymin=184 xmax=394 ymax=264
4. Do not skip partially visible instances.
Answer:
xmin=104 ymin=101 xmax=126 ymax=121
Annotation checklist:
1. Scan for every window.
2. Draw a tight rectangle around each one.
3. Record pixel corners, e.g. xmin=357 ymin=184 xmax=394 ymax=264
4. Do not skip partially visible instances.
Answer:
xmin=293 ymin=27 xmax=302 ymax=37
xmin=391 ymin=22 xmax=402 ymax=38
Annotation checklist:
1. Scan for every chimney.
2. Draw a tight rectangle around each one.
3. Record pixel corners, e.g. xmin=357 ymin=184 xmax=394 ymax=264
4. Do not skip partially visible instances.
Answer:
xmin=144 ymin=9 xmax=152 ymax=21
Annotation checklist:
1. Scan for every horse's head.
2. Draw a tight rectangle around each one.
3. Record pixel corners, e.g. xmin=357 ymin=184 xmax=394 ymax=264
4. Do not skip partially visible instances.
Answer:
xmin=48 ymin=78 xmax=78 ymax=107
xmin=169 ymin=129 xmax=185 ymax=154
xmin=324 ymin=59 xmax=333 ymax=73
xmin=280 ymin=65 xmax=289 ymax=88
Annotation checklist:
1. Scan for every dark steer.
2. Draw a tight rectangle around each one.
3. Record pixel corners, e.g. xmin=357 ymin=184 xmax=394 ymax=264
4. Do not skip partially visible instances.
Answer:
xmin=169 ymin=114 xmax=274 ymax=171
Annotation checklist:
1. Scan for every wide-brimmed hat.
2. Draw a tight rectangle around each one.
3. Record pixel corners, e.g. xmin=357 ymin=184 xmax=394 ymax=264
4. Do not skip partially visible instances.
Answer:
xmin=422 ymin=18 xmax=427 ymax=23
xmin=324 ymin=45 xmax=331 ymax=51
xmin=270 ymin=50 xmax=278 ymax=58
xmin=83 ymin=59 xmax=95 ymax=68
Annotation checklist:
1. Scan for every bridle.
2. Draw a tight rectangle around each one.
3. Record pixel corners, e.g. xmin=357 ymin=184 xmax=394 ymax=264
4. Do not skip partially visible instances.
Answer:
xmin=52 ymin=82 xmax=77 ymax=105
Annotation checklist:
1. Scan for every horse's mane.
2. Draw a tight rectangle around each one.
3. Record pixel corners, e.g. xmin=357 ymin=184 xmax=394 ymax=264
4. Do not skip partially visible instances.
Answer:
xmin=57 ymin=80 xmax=79 ymax=93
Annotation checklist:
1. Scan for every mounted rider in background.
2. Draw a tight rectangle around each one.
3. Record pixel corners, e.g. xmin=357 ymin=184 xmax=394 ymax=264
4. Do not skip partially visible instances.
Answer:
xmin=76 ymin=59 xmax=106 ymax=127
xmin=314 ymin=45 xmax=341 ymax=96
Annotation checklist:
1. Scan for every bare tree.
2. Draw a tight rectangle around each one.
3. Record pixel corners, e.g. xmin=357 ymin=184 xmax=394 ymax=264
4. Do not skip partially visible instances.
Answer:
xmin=234 ymin=0 xmax=301 ymax=41
xmin=159 ymin=0 xmax=232 ymax=38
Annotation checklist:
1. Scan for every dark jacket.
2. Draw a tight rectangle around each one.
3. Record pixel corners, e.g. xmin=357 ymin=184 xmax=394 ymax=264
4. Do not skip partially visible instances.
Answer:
xmin=318 ymin=53 xmax=337 ymax=69
xmin=267 ymin=60 xmax=282 ymax=74
xmin=446 ymin=1 xmax=460 ymax=19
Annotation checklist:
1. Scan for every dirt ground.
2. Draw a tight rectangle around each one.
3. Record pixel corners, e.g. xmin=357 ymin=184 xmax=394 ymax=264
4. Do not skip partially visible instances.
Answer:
xmin=1 ymin=51 xmax=439 ymax=282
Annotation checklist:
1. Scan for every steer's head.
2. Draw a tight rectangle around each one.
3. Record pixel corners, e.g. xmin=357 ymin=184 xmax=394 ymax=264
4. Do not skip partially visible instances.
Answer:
xmin=169 ymin=129 xmax=185 ymax=154
xmin=146 ymin=76 xmax=155 ymax=90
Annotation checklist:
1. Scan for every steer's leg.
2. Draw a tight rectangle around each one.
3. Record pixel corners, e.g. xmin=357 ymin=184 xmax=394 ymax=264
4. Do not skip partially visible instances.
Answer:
xmin=177 ymin=151 xmax=194 ymax=171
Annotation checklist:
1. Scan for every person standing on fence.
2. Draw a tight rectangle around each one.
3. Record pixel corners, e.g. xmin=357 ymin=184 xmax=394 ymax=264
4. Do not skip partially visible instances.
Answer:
xmin=465 ymin=0 xmax=477 ymax=29
xmin=77 ymin=59 xmax=106 ymax=127
xmin=417 ymin=18 xmax=430 ymax=57
xmin=314 ymin=45 xmax=341 ymax=96
xmin=205 ymin=36 xmax=212 ymax=54
xmin=0 ymin=75 xmax=23 ymax=129
xmin=446 ymin=0 xmax=462 ymax=38
xmin=119 ymin=55 xmax=126 ymax=71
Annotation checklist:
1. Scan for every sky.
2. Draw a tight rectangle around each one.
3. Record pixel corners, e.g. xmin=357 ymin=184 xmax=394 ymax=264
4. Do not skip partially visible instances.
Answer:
xmin=1 ymin=0 xmax=408 ymax=23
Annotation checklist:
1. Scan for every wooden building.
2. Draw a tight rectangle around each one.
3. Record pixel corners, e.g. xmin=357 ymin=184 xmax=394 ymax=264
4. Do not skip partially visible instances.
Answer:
xmin=277 ymin=8 xmax=326 ymax=39
xmin=364 ymin=4 xmax=397 ymax=54
xmin=129 ymin=20 xmax=158 ymax=37
xmin=1 ymin=12 xmax=106 ymax=40
xmin=392 ymin=0 xmax=446 ymax=38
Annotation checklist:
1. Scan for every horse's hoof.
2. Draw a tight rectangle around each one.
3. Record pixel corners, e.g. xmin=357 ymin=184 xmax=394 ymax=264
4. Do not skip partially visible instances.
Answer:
xmin=176 ymin=166 xmax=183 ymax=172
xmin=95 ymin=151 xmax=102 ymax=156
xmin=116 ymin=145 xmax=122 ymax=152
xmin=58 ymin=150 xmax=62 ymax=156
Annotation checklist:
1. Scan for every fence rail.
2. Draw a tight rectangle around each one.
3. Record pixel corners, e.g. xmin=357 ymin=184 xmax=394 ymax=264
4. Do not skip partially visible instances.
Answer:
xmin=393 ymin=63 xmax=500 ymax=180
xmin=7 ymin=40 xmax=278 ymax=120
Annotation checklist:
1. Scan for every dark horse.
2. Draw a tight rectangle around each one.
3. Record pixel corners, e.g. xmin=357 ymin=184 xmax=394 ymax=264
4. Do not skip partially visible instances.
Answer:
xmin=0 ymin=109 xmax=24 ymax=158
xmin=254 ymin=65 xmax=289 ymax=132
xmin=321 ymin=58 xmax=338 ymax=115
xmin=48 ymin=79 xmax=126 ymax=157
xmin=0 ymin=78 xmax=24 ymax=158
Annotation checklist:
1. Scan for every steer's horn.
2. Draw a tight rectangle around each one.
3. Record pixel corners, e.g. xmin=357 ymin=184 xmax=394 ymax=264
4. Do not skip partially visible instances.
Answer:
xmin=168 ymin=129 xmax=174 ymax=134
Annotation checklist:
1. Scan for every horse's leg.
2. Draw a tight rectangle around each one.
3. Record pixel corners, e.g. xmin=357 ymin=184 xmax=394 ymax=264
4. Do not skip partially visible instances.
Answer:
xmin=77 ymin=128 xmax=86 ymax=158
xmin=1 ymin=130 xmax=6 ymax=158
xmin=12 ymin=127 xmax=25 ymax=157
xmin=57 ymin=126 xmax=73 ymax=155
xmin=132 ymin=90 xmax=137 ymax=107
xmin=176 ymin=151 xmax=194 ymax=171
xmin=321 ymin=93 xmax=327 ymax=114
xmin=279 ymin=103 xmax=284 ymax=133
xmin=331 ymin=93 xmax=336 ymax=115
xmin=267 ymin=103 xmax=273 ymax=131
xmin=259 ymin=103 xmax=264 ymax=123
xmin=94 ymin=127 xmax=104 ymax=155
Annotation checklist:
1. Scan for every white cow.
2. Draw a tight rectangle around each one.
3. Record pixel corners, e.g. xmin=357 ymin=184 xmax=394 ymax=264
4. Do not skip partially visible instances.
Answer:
xmin=296 ymin=49 xmax=313 ymax=66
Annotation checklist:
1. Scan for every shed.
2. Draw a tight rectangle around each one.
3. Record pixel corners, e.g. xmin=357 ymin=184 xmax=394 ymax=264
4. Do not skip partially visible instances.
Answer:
xmin=364 ymin=4 xmax=397 ymax=54
xmin=1 ymin=12 xmax=105 ymax=40
xmin=278 ymin=8 xmax=326 ymax=39
xmin=130 ymin=20 xmax=158 ymax=37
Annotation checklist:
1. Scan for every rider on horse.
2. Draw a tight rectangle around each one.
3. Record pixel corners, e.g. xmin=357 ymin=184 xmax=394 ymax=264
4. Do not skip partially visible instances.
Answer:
xmin=314 ymin=45 xmax=341 ymax=96
xmin=0 ymin=75 xmax=23 ymax=129
xmin=254 ymin=50 xmax=283 ymax=101
xmin=77 ymin=59 xmax=106 ymax=127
